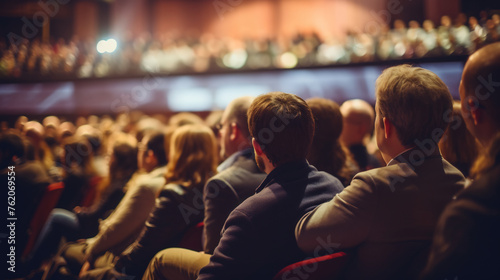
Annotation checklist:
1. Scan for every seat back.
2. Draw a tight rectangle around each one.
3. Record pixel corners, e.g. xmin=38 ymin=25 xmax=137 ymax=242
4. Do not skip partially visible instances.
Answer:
xmin=21 ymin=182 xmax=64 ymax=259
xmin=272 ymin=251 xmax=351 ymax=280
xmin=178 ymin=222 xmax=204 ymax=251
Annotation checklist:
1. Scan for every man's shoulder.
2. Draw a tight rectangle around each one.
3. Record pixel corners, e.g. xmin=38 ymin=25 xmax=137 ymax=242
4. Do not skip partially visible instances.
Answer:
xmin=210 ymin=156 xmax=265 ymax=186
xmin=457 ymin=164 xmax=500 ymax=208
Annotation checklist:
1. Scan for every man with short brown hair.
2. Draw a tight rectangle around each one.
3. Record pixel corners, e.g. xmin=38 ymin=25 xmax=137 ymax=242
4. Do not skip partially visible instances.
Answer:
xmin=296 ymin=65 xmax=465 ymax=279
xmin=142 ymin=92 xmax=344 ymax=280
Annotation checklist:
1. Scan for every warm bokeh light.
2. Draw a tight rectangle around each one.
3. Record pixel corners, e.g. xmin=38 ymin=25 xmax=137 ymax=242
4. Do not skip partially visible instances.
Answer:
xmin=96 ymin=39 xmax=118 ymax=54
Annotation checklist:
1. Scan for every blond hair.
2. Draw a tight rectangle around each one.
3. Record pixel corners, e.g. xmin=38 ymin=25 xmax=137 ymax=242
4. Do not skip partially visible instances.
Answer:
xmin=165 ymin=124 xmax=218 ymax=187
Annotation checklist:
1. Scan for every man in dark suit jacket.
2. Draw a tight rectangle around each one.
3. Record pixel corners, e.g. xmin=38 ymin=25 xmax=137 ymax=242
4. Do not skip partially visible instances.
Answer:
xmin=296 ymin=65 xmax=465 ymax=279
xmin=422 ymin=42 xmax=500 ymax=280
xmin=142 ymin=92 xmax=344 ymax=280
xmin=203 ymin=96 xmax=266 ymax=254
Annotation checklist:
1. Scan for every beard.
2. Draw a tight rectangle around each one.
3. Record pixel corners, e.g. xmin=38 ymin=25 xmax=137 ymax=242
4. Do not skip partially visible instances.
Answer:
xmin=255 ymin=153 xmax=266 ymax=173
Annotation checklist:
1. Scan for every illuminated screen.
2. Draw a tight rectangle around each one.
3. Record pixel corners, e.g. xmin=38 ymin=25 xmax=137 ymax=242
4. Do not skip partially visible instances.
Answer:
xmin=0 ymin=61 xmax=464 ymax=115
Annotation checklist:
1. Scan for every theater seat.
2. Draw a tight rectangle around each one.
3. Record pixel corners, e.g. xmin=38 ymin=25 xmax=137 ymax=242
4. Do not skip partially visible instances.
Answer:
xmin=272 ymin=251 xmax=351 ymax=280
xmin=178 ymin=222 xmax=204 ymax=251
xmin=21 ymin=182 xmax=65 ymax=259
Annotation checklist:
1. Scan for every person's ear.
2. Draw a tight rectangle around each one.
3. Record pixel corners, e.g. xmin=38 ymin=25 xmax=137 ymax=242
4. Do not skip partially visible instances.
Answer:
xmin=230 ymin=123 xmax=239 ymax=141
xmin=467 ymin=98 xmax=482 ymax=126
xmin=383 ymin=117 xmax=392 ymax=139
xmin=252 ymin=138 xmax=264 ymax=156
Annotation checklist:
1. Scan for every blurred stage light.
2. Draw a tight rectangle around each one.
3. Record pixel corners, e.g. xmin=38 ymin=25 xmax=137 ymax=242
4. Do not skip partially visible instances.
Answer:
xmin=96 ymin=39 xmax=118 ymax=54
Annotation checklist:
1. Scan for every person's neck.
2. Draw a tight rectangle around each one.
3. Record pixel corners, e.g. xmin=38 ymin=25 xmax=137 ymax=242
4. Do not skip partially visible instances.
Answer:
xmin=383 ymin=145 xmax=415 ymax=165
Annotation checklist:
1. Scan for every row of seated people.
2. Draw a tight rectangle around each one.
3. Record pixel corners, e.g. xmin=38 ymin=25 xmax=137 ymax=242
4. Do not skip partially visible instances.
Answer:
xmin=1 ymin=47 xmax=496 ymax=279
xmin=1 ymin=12 xmax=500 ymax=79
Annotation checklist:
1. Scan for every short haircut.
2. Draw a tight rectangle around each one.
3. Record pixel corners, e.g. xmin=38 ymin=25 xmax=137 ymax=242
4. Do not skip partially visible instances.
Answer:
xmin=462 ymin=42 xmax=500 ymax=126
xmin=376 ymin=64 xmax=453 ymax=146
xmin=147 ymin=132 xmax=167 ymax=166
xmin=225 ymin=96 xmax=253 ymax=139
xmin=248 ymin=92 xmax=315 ymax=166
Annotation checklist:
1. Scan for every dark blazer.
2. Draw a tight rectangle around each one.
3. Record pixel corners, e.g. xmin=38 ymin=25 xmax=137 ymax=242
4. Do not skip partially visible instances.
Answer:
xmin=422 ymin=162 xmax=500 ymax=280
xmin=296 ymin=148 xmax=465 ymax=280
xmin=114 ymin=182 xmax=205 ymax=277
xmin=197 ymin=160 xmax=344 ymax=280
xmin=203 ymin=150 xmax=266 ymax=253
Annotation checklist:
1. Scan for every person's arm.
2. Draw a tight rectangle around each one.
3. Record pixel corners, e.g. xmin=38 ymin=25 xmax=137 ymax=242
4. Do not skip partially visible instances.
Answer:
xmin=420 ymin=199 xmax=476 ymax=280
xmin=115 ymin=190 xmax=198 ymax=276
xmin=198 ymin=209 xmax=258 ymax=280
xmin=203 ymin=179 xmax=238 ymax=254
xmin=85 ymin=185 xmax=156 ymax=260
xmin=77 ymin=188 xmax=124 ymax=225
xmin=295 ymin=174 xmax=377 ymax=254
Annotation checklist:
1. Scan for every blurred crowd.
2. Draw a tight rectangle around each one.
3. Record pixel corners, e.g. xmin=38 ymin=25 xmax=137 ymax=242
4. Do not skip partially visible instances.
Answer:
xmin=1 ymin=13 xmax=499 ymax=79
xmin=0 ymin=91 xmax=481 ymax=279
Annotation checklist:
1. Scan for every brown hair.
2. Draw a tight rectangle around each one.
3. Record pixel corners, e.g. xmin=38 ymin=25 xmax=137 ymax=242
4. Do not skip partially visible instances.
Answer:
xmin=61 ymin=136 xmax=96 ymax=177
xmin=439 ymin=101 xmax=479 ymax=177
xmin=307 ymin=98 xmax=357 ymax=185
xmin=96 ymin=141 xmax=138 ymax=203
xmin=470 ymin=132 xmax=500 ymax=179
xmin=248 ymin=92 xmax=315 ymax=166
xmin=165 ymin=124 xmax=218 ymax=187
xmin=376 ymin=64 xmax=453 ymax=146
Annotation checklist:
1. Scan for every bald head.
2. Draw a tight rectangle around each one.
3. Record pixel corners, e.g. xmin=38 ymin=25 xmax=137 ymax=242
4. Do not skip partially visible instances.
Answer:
xmin=222 ymin=96 xmax=254 ymax=139
xmin=219 ymin=96 xmax=254 ymax=160
xmin=340 ymin=99 xmax=375 ymax=146
xmin=460 ymin=42 xmax=500 ymax=146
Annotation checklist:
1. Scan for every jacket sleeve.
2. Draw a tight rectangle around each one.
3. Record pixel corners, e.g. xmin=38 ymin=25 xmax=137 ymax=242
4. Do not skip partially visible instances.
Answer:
xmin=115 ymin=189 xmax=199 ymax=276
xmin=295 ymin=173 xmax=377 ymax=254
xmin=197 ymin=209 xmax=258 ymax=280
xmin=85 ymin=185 xmax=156 ymax=260
xmin=203 ymin=179 xmax=238 ymax=254
xmin=420 ymin=198 xmax=476 ymax=280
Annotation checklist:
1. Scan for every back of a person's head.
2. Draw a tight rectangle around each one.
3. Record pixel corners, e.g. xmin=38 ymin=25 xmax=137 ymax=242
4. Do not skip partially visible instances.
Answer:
xmin=61 ymin=136 xmax=94 ymax=176
xmin=439 ymin=101 xmax=479 ymax=177
xmin=147 ymin=132 xmax=167 ymax=166
xmin=168 ymin=112 xmax=204 ymax=128
xmin=462 ymin=42 xmax=500 ymax=128
xmin=165 ymin=124 xmax=218 ymax=186
xmin=110 ymin=141 xmax=138 ymax=181
xmin=376 ymin=64 xmax=453 ymax=146
xmin=307 ymin=98 xmax=354 ymax=183
xmin=0 ymin=132 xmax=25 ymax=169
xmin=224 ymin=96 xmax=254 ymax=140
xmin=248 ymin=92 xmax=315 ymax=166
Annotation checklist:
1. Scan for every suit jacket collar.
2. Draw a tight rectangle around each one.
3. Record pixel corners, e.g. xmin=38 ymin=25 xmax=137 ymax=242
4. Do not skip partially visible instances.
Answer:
xmin=217 ymin=148 xmax=254 ymax=172
xmin=388 ymin=145 xmax=442 ymax=167
xmin=255 ymin=159 xmax=310 ymax=193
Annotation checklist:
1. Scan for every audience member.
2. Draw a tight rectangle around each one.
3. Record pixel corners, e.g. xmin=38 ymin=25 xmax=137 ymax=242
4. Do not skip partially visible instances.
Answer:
xmin=0 ymin=132 xmax=51 ymax=262
xmin=55 ymin=136 xmax=99 ymax=210
xmin=25 ymin=137 xmax=138 ymax=270
xmin=340 ymin=99 xmax=382 ymax=171
xmin=306 ymin=97 xmax=358 ymax=186
xmin=438 ymin=101 xmax=479 ymax=177
xmin=23 ymin=120 xmax=60 ymax=181
xmin=422 ymin=42 xmax=500 ymax=280
xmin=203 ymin=96 xmax=266 ymax=253
xmin=80 ymin=124 xmax=218 ymax=280
xmin=41 ymin=132 xmax=169 ymax=279
xmin=142 ymin=92 xmax=344 ymax=280
xmin=295 ymin=65 xmax=465 ymax=279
